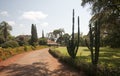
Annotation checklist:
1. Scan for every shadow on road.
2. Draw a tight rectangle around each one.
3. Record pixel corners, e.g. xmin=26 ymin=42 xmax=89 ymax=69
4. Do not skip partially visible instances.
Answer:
xmin=0 ymin=62 xmax=80 ymax=76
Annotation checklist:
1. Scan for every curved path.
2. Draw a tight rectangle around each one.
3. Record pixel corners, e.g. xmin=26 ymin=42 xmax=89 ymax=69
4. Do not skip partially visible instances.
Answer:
xmin=0 ymin=48 xmax=84 ymax=76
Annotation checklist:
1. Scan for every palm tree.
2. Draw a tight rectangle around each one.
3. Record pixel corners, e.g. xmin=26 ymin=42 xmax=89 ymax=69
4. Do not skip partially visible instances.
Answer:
xmin=0 ymin=21 xmax=12 ymax=41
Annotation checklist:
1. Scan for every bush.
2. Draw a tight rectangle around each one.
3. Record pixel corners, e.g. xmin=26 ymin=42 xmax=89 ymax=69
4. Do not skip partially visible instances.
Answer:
xmin=49 ymin=48 xmax=63 ymax=58
xmin=24 ymin=46 xmax=28 ymax=51
xmin=31 ymin=46 xmax=36 ymax=50
xmin=15 ymin=35 xmax=29 ymax=46
xmin=1 ymin=40 xmax=19 ymax=48
xmin=17 ymin=40 xmax=28 ymax=46
xmin=39 ymin=38 xmax=47 ymax=45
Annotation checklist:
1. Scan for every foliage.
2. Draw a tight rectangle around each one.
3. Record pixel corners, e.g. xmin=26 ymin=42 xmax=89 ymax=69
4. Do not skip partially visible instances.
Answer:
xmin=0 ymin=36 xmax=5 ymax=45
xmin=47 ymin=28 xmax=64 ymax=42
xmin=0 ymin=46 xmax=47 ymax=61
xmin=1 ymin=40 xmax=19 ymax=48
xmin=46 ymin=32 xmax=55 ymax=41
xmin=24 ymin=45 xmax=28 ymax=51
xmin=56 ymin=33 xmax=70 ymax=46
xmin=30 ymin=24 xmax=38 ymax=46
xmin=62 ymin=33 xmax=70 ymax=44
xmin=81 ymin=0 xmax=120 ymax=48
xmin=66 ymin=9 xmax=80 ymax=59
xmin=53 ymin=28 xmax=64 ymax=38
xmin=42 ymin=30 xmax=44 ymax=38
xmin=79 ymin=37 xmax=86 ymax=46
xmin=56 ymin=36 xmax=63 ymax=45
xmin=74 ymin=33 xmax=86 ymax=46
xmin=38 ymin=38 xmax=47 ymax=45
xmin=0 ymin=21 xmax=12 ymax=41
xmin=103 ymin=27 xmax=120 ymax=48
xmin=31 ymin=46 xmax=36 ymax=50
xmin=15 ymin=35 xmax=29 ymax=46
xmin=49 ymin=48 xmax=63 ymax=58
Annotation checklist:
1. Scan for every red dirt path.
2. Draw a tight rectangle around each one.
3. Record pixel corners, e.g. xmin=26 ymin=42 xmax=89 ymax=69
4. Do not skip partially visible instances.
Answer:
xmin=0 ymin=48 xmax=85 ymax=76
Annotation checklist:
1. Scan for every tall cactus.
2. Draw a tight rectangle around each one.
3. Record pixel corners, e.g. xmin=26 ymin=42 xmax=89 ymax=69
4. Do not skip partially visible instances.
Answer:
xmin=85 ymin=20 xmax=100 ymax=65
xmin=66 ymin=9 xmax=80 ymax=59
xmin=89 ymin=23 xmax=94 ymax=64
xmin=94 ymin=20 xmax=100 ymax=65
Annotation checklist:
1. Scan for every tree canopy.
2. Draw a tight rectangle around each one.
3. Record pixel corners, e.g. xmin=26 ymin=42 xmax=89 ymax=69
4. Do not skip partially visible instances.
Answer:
xmin=81 ymin=0 xmax=120 ymax=48
xmin=30 ymin=24 xmax=38 ymax=46
xmin=0 ymin=21 xmax=12 ymax=41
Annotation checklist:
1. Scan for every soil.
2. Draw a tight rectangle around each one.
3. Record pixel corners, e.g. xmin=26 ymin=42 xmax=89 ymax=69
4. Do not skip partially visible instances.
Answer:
xmin=0 ymin=48 xmax=85 ymax=76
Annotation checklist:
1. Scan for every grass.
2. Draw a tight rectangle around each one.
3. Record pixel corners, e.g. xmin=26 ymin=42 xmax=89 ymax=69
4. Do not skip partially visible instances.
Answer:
xmin=55 ymin=47 xmax=90 ymax=56
xmin=55 ymin=47 xmax=120 ymax=68
xmin=49 ymin=47 xmax=120 ymax=76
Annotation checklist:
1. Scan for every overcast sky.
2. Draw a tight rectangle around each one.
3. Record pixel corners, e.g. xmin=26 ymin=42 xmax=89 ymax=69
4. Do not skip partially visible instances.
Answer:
xmin=0 ymin=0 xmax=91 ymax=37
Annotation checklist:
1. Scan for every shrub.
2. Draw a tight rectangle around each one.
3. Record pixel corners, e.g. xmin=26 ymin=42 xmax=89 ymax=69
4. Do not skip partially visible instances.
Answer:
xmin=17 ymin=40 xmax=28 ymax=46
xmin=15 ymin=35 xmax=29 ymax=46
xmin=24 ymin=45 xmax=28 ymax=51
xmin=1 ymin=40 xmax=19 ymax=48
xmin=39 ymin=38 xmax=47 ymax=45
xmin=49 ymin=49 xmax=62 ymax=58
xmin=31 ymin=46 xmax=36 ymax=50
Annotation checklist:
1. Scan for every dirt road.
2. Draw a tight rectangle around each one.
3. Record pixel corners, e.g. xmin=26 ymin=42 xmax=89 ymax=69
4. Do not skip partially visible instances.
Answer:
xmin=0 ymin=48 xmax=83 ymax=76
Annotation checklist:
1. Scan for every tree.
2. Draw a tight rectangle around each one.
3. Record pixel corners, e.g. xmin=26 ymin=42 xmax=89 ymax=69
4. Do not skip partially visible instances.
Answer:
xmin=0 ymin=36 xmax=5 ymax=46
xmin=81 ymin=0 xmax=120 ymax=75
xmin=53 ymin=28 xmax=64 ymax=38
xmin=0 ymin=21 xmax=12 ymax=41
xmin=47 ymin=32 xmax=55 ymax=41
xmin=30 ymin=24 xmax=38 ymax=46
xmin=81 ymin=0 xmax=120 ymax=48
xmin=57 ymin=33 xmax=70 ymax=45
xmin=15 ymin=35 xmax=30 ymax=46
xmin=47 ymin=28 xmax=65 ymax=42
xmin=42 ymin=30 xmax=44 ymax=38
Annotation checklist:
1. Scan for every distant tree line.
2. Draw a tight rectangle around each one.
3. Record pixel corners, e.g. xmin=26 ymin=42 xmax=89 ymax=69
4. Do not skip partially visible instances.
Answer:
xmin=0 ymin=21 xmax=47 ymax=48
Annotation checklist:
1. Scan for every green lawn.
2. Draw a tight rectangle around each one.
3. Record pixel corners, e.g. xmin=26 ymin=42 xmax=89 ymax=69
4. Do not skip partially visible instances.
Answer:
xmin=55 ymin=47 xmax=120 ymax=67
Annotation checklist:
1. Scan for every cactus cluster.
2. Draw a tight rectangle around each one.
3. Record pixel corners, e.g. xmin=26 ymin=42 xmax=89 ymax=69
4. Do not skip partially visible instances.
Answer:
xmin=85 ymin=20 xmax=100 ymax=65
xmin=66 ymin=9 xmax=80 ymax=59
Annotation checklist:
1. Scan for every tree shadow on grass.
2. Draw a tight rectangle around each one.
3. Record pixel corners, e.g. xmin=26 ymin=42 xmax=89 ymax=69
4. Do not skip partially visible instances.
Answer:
xmin=81 ymin=47 xmax=120 ymax=67
xmin=99 ymin=53 xmax=120 ymax=67
xmin=83 ymin=49 xmax=89 ymax=51
xmin=99 ymin=48 xmax=120 ymax=67
xmin=0 ymin=61 xmax=81 ymax=76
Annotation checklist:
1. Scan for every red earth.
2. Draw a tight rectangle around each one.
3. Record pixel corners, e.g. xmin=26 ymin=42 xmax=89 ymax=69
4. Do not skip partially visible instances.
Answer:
xmin=0 ymin=48 xmax=85 ymax=76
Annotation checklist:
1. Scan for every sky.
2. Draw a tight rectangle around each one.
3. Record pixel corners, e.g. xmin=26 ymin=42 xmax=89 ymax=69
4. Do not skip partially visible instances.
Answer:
xmin=0 ymin=0 xmax=91 ymax=37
